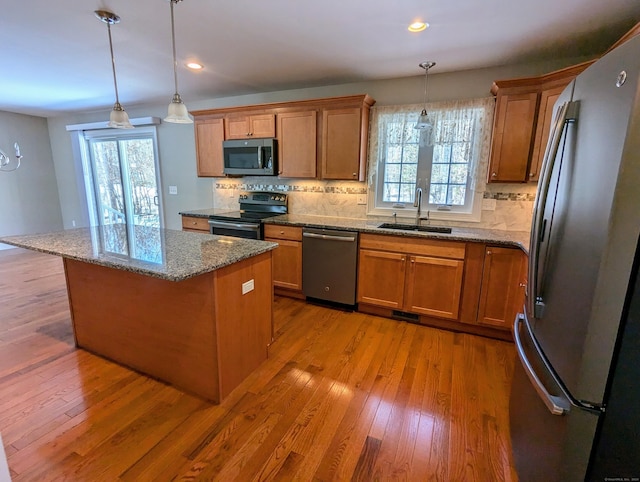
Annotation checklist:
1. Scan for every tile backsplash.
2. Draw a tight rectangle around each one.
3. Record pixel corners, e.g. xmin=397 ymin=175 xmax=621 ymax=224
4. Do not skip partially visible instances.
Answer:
xmin=212 ymin=178 xmax=536 ymax=232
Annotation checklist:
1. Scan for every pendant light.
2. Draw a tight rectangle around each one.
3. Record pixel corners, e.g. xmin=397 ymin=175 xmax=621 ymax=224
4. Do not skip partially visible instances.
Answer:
xmin=415 ymin=61 xmax=436 ymax=130
xmin=164 ymin=0 xmax=193 ymax=124
xmin=95 ymin=10 xmax=134 ymax=129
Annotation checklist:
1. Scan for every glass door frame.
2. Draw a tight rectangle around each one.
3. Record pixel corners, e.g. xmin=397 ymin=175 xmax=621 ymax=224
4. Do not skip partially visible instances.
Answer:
xmin=79 ymin=126 xmax=164 ymax=229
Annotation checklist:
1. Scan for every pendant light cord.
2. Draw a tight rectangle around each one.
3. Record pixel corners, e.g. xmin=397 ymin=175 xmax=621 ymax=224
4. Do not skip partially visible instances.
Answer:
xmin=107 ymin=22 xmax=121 ymax=106
xmin=422 ymin=65 xmax=430 ymax=111
xmin=170 ymin=0 xmax=179 ymax=97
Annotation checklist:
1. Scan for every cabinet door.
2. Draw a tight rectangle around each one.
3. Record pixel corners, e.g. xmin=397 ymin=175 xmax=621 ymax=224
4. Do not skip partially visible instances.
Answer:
xmin=225 ymin=114 xmax=276 ymax=139
xmin=357 ymin=249 xmax=406 ymax=309
xmin=321 ymin=107 xmax=363 ymax=180
xmin=277 ymin=111 xmax=317 ymax=178
xmin=404 ymin=255 xmax=464 ymax=320
xmin=266 ymin=238 xmax=302 ymax=291
xmin=195 ymin=118 xmax=224 ymax=177
xmin=477 ymin=247 xmax=526 ymax=328
xmin=528 ymin=85 xmax=564 ymax=182
xmin=488 ymin=92 xmax=539 ymax=182
xmin=225 ymin=116 xmax=251 ymax=139
xmin=250 ymin=114 xmax=276 ymax=138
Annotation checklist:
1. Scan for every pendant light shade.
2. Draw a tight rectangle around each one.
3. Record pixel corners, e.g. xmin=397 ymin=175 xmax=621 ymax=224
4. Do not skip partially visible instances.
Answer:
xmin=165 ymin=0 xmax=193 ymax=124
xmin=95 ymin=10 xmax=134 ymax=129
xmin=415 ymin=61 xmax=436 ymax=131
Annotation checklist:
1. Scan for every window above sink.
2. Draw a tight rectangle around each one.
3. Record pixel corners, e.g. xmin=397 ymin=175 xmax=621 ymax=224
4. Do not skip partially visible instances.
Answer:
xmin=367 ymin=97 xmax=495 ymax=223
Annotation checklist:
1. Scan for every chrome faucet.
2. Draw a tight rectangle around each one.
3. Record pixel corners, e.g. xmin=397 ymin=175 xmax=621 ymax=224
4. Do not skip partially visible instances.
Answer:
xmin=414 ymin=187 xmax=422 ymax=225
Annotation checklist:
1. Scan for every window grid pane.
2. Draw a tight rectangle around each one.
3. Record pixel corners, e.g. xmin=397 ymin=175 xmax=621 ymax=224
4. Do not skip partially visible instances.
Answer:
xmin=428 ymin=141 xmax=470 ymax=206
xmin=382 ymin=120 xmax=419 ymax=203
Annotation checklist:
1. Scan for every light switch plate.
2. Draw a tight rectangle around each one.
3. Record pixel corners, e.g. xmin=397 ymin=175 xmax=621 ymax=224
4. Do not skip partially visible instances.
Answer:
xmin=242 ymin=279 xmax=255 ymax=295
xmin=169 ymin=185 xmax=178 ymax=195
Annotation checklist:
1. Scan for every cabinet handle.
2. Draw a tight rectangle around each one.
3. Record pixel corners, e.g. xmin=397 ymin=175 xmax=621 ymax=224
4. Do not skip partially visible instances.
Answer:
xmin=487 ymin=250 xmax=492 ymax=255
xmin=519 ymin=282 xmax=527 ymax=287
xmin=280 ymin=231 xmax=284 ymax=234
xmin=352 ymin=172 xmax=357 ymax=177
xmin=530 ymin=172 xmax=535 ymax=177
xmin=491 ymin=172 xmax=497 ymax=178
xmin=192 ymin=221 xmax=197 ymax=225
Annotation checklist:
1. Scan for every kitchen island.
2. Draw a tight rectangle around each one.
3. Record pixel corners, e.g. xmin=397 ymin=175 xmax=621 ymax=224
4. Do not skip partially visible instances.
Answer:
xmin=0 ymin=225 xmax=277 ymax=403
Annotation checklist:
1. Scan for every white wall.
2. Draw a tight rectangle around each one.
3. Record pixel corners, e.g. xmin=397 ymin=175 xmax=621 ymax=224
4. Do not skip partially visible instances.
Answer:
xmin=0 ymin=111 xmax=63 ymax=249
xmin=45 ymin=55 xmax=592 ymax=231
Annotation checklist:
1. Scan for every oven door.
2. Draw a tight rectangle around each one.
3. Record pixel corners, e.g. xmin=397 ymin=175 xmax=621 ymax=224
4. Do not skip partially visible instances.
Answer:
xmin=208 ymin=219 xmax=262 ymax=239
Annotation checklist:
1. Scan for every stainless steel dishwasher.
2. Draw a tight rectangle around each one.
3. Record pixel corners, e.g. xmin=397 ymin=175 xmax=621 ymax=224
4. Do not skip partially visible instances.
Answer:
xmin=302 ymin=227 xmax=359 ymax=306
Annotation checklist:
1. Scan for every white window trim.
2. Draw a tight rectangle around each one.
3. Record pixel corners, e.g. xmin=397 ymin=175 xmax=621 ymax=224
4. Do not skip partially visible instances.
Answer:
xmin=366 ymin=98 xmax=495 ymax=223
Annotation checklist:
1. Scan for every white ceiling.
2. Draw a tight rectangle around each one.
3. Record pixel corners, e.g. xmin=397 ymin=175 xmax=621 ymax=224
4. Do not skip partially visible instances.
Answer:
xmin=2 ymin=0 xmax=639 ymax=117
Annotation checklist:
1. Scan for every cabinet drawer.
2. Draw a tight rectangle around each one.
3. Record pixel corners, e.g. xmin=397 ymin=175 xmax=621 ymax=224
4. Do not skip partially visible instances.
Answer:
xmin=360 ymin=233 xmax=465 ymax=260
xmin=181 ymin=216 xmax=210 ymax=232
xmin=264 ymin=224 xmax=302 ymax=241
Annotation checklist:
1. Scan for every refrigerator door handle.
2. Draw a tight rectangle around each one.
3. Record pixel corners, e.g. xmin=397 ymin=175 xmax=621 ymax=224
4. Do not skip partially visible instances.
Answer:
xmin=513 ymin=313 xmax=571 ymax=415
xmin=515 ymin=312 xmax=605 ymax=415
xmin=528 ymin=101 xmax=578 ymax=319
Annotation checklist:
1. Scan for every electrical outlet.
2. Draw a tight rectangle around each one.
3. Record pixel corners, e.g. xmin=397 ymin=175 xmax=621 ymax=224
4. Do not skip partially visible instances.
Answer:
xmin=482 ymin=198 xmax=496 ymax=211
xmin=242 ymin=279 xmax=255 ymax=295
xmin=357 ymin=195 xmax=367 ymax=205
xmin=169 ymin=185 xmax=178 ymax=195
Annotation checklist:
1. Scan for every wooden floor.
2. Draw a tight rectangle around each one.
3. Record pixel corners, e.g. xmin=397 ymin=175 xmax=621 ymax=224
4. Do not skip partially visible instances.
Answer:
xmin=0 ymin=248 xmax=518 ymax=481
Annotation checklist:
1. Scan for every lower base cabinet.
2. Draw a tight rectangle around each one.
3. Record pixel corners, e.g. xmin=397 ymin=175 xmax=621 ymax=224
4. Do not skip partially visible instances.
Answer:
xmin=181 ymin=215 xmax=210 ymax=233
xmin=476 ymin=246 xmax=527 ymax=329
xmin=264 ymin=225 xmax=303 ymax=293
xmin=357 ymin=234 xmax=466 ymax=321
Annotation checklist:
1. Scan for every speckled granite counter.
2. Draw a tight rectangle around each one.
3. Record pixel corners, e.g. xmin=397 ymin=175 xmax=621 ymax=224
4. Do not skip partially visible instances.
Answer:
xmin=0 ymin=225 xmax=277 ymax=281
xmin=262 ymin=214 xmax=530 ymax=253
xmin=178 ymin=208 xmax=237 ymax=218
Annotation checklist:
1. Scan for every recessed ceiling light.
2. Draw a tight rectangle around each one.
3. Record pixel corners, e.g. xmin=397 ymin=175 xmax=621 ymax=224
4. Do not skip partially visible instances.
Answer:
xmin=186 ymin=62 xmax=203 ymax=70
xmin=408 ymin=21 xmax=429 ymax=33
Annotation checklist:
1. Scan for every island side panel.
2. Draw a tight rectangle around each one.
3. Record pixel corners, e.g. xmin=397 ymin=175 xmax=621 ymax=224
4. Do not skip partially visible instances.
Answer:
xmin=213 ymin=251 xmax=273 ymax=400
xmin=63 ymin=258 xmax=220 ymax=402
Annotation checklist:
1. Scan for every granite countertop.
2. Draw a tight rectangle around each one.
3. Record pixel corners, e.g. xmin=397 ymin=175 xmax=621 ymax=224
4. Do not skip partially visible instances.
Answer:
xmin=263 ymin=213 xmax=531 ymax=252
xmin=179 ymin=208 xmax=237 ymax=218
xmin=0 ymin=225 xmax=277 ymax=282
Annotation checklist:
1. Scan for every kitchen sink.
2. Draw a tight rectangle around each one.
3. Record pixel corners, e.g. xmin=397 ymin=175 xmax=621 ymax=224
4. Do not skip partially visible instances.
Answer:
xmin=377 ymin=223 xmax=452 ymax=234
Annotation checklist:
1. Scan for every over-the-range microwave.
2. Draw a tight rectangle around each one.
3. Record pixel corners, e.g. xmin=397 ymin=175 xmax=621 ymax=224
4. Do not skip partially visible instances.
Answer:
xmin=222 ymin=138 xmax=277 ymax=176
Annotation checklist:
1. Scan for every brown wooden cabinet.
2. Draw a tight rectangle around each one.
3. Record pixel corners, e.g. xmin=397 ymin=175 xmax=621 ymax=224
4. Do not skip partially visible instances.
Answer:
xmin=194 ymin=117 xmax=225 ymax=177
xmin=264 ymin=224 xmax=303 ymax=294
xmin=488 ymin=61 xmax=592 ymax=183
xmin=476 ymin=246 xmax=527 ymax=329
xmin=192 ymin=94 xmax=375 ymax=181
xmin=357 ymin=234 xmax=466 ymax=321
xmin=488 ymin=91 xmax=539 ymax=182
xmin=277 ymin=110 xmax=317 ymax=178
xmin=321 ymin=107 xmax=365 ymax=181
xmin=181 ymin=215 xmax=210 ymax=233
xmin=224 ymin=113 xmax=276 ymax=139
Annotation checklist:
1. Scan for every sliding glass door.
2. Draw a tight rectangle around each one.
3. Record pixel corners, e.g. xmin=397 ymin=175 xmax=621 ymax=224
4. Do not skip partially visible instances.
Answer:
xmin=83 ymin=127 xmax=162 ymax=228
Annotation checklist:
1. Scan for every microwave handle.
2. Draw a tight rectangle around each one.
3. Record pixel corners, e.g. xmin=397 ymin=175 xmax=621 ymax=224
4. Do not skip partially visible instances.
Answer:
xmin=257 ymin=146 xmax=263 ymax=169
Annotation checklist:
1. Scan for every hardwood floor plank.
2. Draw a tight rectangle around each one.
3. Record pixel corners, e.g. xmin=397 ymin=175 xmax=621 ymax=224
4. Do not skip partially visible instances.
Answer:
xmin=0 ymin=248 xmax=519 ymax=481
xmin=352 ymin=435 xmax=382 ymax=482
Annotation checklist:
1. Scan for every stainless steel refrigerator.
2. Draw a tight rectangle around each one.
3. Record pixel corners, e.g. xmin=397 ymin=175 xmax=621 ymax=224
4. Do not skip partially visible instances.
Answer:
xmin=510 ymin=34 xmax=640 ymax=481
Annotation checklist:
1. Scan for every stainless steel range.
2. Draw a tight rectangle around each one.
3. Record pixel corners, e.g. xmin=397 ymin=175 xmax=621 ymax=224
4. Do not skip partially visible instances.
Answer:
xmin=208 ymin=191 xmax=287 ymax=240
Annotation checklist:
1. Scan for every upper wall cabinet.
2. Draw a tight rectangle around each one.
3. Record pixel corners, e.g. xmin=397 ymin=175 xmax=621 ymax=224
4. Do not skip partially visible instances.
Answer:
xmin=321 ymin=107 xmax=366 ymax=180
xmin=224 ymin=114 xmax=276 ymax=139
xmin=194 ymin=117 xmax=225 ymax=177
xmin=277 ymin=110 xmax=317 ymax=178
xmin=191 ymin=94 xmax=375 ymax=180
xmin=487 ymin=61 xmax=592 ymax=183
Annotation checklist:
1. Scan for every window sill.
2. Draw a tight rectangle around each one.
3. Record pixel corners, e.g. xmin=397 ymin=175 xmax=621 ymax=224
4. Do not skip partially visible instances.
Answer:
xmin=366 ymin=196 xmax=483 ymax=223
